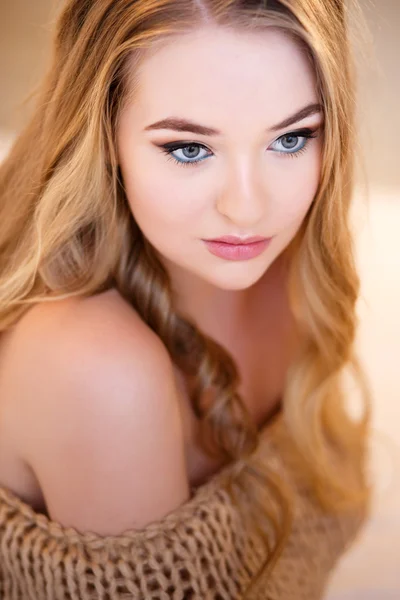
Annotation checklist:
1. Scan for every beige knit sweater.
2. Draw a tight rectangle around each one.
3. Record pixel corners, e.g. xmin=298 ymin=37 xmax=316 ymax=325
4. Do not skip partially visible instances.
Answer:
xmin=0 ymin=415 xmax=368 ymax=600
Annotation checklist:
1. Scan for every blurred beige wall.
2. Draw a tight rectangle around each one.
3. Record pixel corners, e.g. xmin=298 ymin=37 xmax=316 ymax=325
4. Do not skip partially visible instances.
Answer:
xmin=0 ymin=0 xmax=57 ymax=129
xmin=0 ymin=0 xmax=399 ymax=189
xmin=355 ymin=0 xmax=400 ymax=191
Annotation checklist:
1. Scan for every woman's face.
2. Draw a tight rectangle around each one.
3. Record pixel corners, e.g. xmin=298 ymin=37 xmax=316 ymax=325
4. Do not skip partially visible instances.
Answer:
xmin=117 ymin=26 xmax=323 ymax=294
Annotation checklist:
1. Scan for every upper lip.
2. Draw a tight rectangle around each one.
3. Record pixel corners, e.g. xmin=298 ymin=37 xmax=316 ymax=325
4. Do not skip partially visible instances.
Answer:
xmin=205 ymin=235 xmax=269 ymax=245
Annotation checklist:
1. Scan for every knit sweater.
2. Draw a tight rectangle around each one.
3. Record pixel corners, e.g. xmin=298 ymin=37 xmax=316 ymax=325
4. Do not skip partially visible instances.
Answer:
xmin=0 ymin=414 xmax=368 ymax=600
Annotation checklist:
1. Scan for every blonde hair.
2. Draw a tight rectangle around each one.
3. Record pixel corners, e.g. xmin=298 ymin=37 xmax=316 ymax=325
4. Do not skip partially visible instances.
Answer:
xmin=0 ymin=0 xmax=372 ymax=595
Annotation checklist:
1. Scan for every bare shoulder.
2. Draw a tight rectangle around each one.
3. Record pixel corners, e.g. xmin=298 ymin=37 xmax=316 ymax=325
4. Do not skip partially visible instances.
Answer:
xmin=0 ymin=289 xmax=175 ymax=422
xmin=4 ymin=287 xmax=163 ymax=356
xmin=0 ymin=289 xmax=190 ymax=534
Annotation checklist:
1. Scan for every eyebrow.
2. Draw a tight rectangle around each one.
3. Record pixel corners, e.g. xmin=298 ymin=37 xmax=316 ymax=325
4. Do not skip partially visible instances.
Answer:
xmin=144 ymin=102 xmax=323 ymax=136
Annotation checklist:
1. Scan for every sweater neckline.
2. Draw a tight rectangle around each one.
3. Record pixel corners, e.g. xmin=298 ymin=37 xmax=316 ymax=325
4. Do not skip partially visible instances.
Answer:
xmin=0 ymin=410 xmax=284 ymax=545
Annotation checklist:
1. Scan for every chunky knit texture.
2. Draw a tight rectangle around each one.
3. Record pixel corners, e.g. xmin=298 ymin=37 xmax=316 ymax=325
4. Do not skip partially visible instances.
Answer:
xmin=0 ymin=415 xmax=367 ymax=600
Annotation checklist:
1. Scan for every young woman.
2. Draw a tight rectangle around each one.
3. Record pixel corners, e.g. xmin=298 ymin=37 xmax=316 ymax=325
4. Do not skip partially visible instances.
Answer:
xmin=0 ymin=0 xmax=372 ymax=598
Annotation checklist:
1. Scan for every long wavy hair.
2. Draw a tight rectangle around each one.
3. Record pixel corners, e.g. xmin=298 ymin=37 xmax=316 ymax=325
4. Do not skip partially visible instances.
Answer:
xmin=0 ymin=0 xmax=372 ymax=595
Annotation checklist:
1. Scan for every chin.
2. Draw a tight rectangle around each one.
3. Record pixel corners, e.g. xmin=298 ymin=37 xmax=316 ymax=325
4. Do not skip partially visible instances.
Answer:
xmin=204 ymin=261 xmax=273 ymax=291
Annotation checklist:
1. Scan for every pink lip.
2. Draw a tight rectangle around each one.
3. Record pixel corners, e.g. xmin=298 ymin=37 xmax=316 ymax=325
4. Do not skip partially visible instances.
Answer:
xmin=202 ymin=238 xmax=272 ymax=261
xmin=206 ymin=235 xmax=267 ymax=245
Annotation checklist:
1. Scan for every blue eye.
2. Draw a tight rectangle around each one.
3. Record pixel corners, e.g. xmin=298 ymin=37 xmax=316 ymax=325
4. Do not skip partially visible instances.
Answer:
xmin=160 ymin=142 xmax=212 ymax=167
xmin=158 ymin=127 xmax=318 ymax=168
xmin=269 ymin=129 xmax=317 ymax=156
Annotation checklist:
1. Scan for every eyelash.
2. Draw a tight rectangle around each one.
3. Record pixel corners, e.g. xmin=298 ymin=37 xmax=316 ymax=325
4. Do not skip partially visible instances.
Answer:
xmin=159 ymin=128 xmax=319 ymax=168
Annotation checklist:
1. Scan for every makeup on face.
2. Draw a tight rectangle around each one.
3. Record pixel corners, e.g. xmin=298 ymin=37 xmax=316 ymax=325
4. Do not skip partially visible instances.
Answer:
xmin=117 ymin=27 xmax=323 ymax=309
xmin=202 ymin=237 xmax=273 ymax=261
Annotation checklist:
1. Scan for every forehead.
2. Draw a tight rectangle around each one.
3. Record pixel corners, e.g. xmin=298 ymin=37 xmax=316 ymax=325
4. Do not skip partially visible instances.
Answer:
xmin=128 ymin=27 xmax=318 ymax=130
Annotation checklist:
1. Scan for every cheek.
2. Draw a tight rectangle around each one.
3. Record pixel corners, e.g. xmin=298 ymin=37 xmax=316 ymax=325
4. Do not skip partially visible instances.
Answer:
xmin=270 ymin=149 xmax=321 ymax=224
xmin=138 ymin=184 xmax=205 ymax=225
xmin=120 ymin=153 xmax=207 ymax=230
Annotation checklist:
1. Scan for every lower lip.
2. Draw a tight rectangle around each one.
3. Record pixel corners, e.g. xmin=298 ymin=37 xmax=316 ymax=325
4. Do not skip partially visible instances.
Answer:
xmin=202 ymin=238 xmax=272 ymax=261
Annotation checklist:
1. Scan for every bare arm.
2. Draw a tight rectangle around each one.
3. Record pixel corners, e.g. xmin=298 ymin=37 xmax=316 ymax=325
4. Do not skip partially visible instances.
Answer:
xmin=14 ymin=293 xmax=190 ymax=535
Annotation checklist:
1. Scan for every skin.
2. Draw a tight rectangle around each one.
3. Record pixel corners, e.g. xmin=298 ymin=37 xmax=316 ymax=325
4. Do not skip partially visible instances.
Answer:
xmin=117 ymin=26 xmax=324 ymax=330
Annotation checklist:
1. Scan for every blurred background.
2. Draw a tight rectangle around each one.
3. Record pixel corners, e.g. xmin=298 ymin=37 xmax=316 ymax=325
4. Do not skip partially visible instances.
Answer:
xmin=0 ymin=1 xmax=398 ymax=598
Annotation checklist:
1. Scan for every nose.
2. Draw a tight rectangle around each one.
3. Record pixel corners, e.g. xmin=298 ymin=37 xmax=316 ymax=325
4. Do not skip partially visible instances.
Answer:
xmin=215 ymin=160 xmax=265 ymax=227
